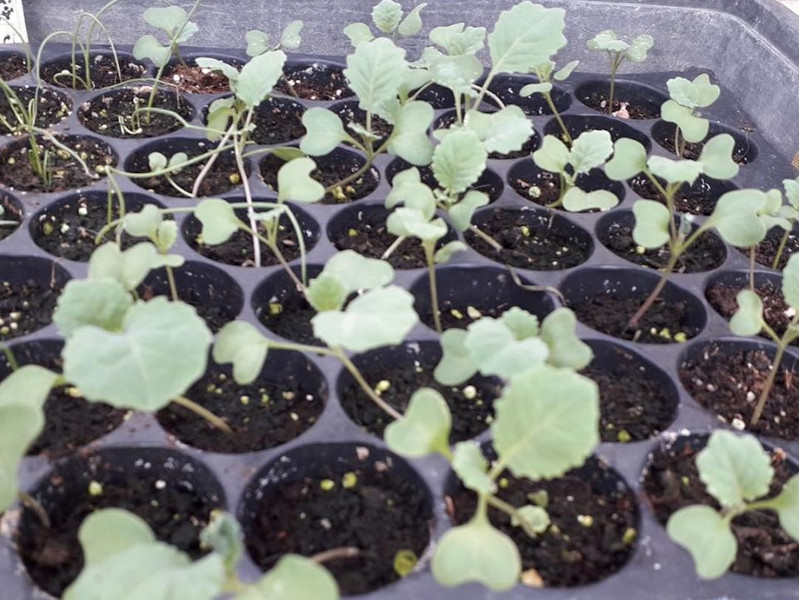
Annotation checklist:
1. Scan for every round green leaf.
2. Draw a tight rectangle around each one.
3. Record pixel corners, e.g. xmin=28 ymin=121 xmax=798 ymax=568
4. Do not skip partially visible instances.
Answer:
xmin=343 ymin=23 xmax=374 ymax=46
xmin=605 ymin=138 xmax=647 ymax=181
xmin=280 ymin=20 xmax=303 ymax=50
xmin=451 ymin=441 xmax=495 ymax=494
xmin=519 ymin=82 xmax=552 ymax=96
xmin=54 ymin=278 xmax=133 ymax=338
xmin=586 ymin=30 xmax=628 ymax=52
xmin=234 ymin=50 xmax=286 ymax=108
xmin=500 ymin=307 xmax=539 ymax=340
xmin=569 ymin=129 xmax=613 ymax=174
xmin=463 ymin=106 xmax=533 ymax=155
xmin=398 ymin=3 xmax=427 ymax=37
xmin=661 ymin=99 xmax=709 ymax=144
xmin=63 ymin=297 xmax=212 ymax=411
xmin=133 ymin=35 xmax=170 ymax=67
xmin=434 ymin=329 xmax=476 ymax=386
xmin=647 ymin=155 xmax=704 ymax=185
xmin=79 ymin=509 xmax=156 ymax=566
xmin=769 ymin=475 xmax=799 ymax=541
xmin=709 ymin=189 xmax=768 ymax=247
xmin=488 ymin=2 xmax=567 ymax=74
xmin=464 ymin=318 xmax=549 ymax=380
xmin=300 ymin=108 xmax=352 ymax=156
xmin=245 ymin=30 xmax=270 ymax=57
xmin=195 ymin=57 xmax=240 ymax=82
xmin=239 ymin=555 xmax=339 ymax=600
xmin=729 ymin=289 xmax=763 ymax=337
xmin=632 ymin=200 xmax=671 ymax=248
xmin=123 ymin=204 xmax=163 ymax=239
xmin=698 ymin=134 xmax=739 ymax=180
xmin=562 ymin=188 xmax=619 ymax=212
xmin=195 ymin=199 xmax=241 ymax=245
xmin=532 ymin=134 xmax=569 ymax=174
xmin=388 ymin=101 xmax=434 ymax=166
xmin=626 ymin=34 xmax=654 ymax=62
xmin=448 ymin=190 xmax=489 ymax=232
xmin=213 ymin=321 xmax=270 ymax=385
xmin=372 ymin=0 xmax=403 ymax=33
xmin=667 ymin=505 xmax=736 ymax=580
xmin=540 ymin=308 xmax=593 ymax=370
xmin=434 ymin=240 xmax=468 ymax=264
xmin=319 ymin=249 xmax=395 ymax=293
xmin=387 ymin=208 xmax=447 ymax=241
xmin=307 ymin=274 xmax=348 ymax=312
xmin=553 ymin=59 xmax=579 ymax=81
xmin=384 ymin=387 xmax=452 ymax=458
xmin=277 ymin=157 xmax=325 ymax=204
xmin=511 ymin=505 xmax=550 ymax=537
xmin=88 ymin=242 xmax=163 ymax=292
xmin=667 ymin=74 xmax=720 ymax=109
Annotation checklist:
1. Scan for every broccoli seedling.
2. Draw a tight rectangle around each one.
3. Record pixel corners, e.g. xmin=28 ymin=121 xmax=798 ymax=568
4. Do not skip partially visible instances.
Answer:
xmin=660 ymin=73 xmax=720 ymax=158
xmin=520 ymin=59 xmax=579 ymax=144
xmin=586 ymin=30 xmax=654 ymax=115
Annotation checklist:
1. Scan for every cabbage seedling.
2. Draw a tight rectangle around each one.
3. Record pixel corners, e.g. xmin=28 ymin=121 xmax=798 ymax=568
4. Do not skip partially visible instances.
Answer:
xmin=661 ymin=74 xmax=720 ymax=158
xmin=667 ymin=431 xmax=799 ymax=579
xmin=729 ymin=253 xmax=798 ymax=426
xmin=344 ymin=0 xmax=428 ymax=46
xmin=586 ymin=30 xmax=654 ymax=115
xmin=520 ymin=59 xmax=579 ymax=144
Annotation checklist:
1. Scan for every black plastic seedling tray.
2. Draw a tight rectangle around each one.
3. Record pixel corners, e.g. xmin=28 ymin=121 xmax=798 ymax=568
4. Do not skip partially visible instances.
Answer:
xmin=0 ymin=33 xmax=798 ymax=600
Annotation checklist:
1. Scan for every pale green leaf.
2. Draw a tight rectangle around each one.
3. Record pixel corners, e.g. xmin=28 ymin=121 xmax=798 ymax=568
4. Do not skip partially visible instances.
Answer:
xmin=782 ymin=253 xmax=798 ymax=312
xmin=344 ymin=23 xmax=374 ymax=46
xmin=429 ymin=23 xmax=486 ymax=56
xmin=632 ymin=200 xmax=671 ymax=248
xmin=769 ymin=475 xmax=799 ymax=541
xmin=200 ymin=512 xmax=243 ymax=573
xmin=277 ymin=157 xmax=325 ymax=203
xmin=709 ymin=190 xmax=768 ymax=247
xmin=667 ymin=74 xmax=720 ymax=109
xmin=386 ymin=169 xmax=437 ymax=217
xmin=463 ymin=106 xmax=533 ymax=155
xmin=586 ymin=30 xmax=628 ymax=53
xmin=553 ymin=59 xmax=579 ymax=81
xmin=432 ymin=130 xmax=487 ymax=193
xmin=384 ymin=387 xmax=452 ymax=458
xmin=300 ymin=108 xmax=352 ymax=156
xmin=570 ymin=129 xmax=613 ymax=174
xmin=312 ymin=286 xmax=418 ymax=352
xmin=626 ymin=34 xmax=654 ymax=63
xmin=387 ymin=208 xmax=447 ymax=241
xmin=661 ymin=99 xmax=708 ymax=144
xmin=398 ymin=3 xmax=427 ymax=37
xmin=500 ymin=307 xmax=539 ymax=340
xmin=667 ymin=505 xmax=737 ymax=579
xmin=306 ymin=275 xmax=348 ymax=312
xmin=432 ymin=516 xmax=520 ymax=591
xmin=319 ymin=249 xmax=395 ymax=293
xmin=63 ymin=298 xmax=212 ymax=411
xmin=0 ymin=366 xmax=57 ymax=511
xmin=434 ymin=240 xmax=468 ymax=264
xmin=206 ymin=97 xmax=234 ymax=140
xmin=729 ymin=290 xmax=763 ymax=337
xmin=54 ymin=279 xmax=133 ymax=337
xmin=133 ymin=35 xmax=171 ymax=67
xmin=698 ymin=134 xmax=739 ymax=180
xmin=88 ymin=242 xmax=164 ymax=291
xmin=647 ymin=155 xmax=704 ymax=185
xmin=143 ymin=6 xmax=194 ymax=39
xmin=519 ymin=82 xmax=552 ymax=96
xmin=562 ymin=188 xmax=619 ymax=212
xmin=123 ymin=204 xmax=162 ymax=239
xmin=448 ymin=190 xmax=489 ymax=232
xmin=511 ymin=505 xmax=550 ymax=537
xmin=604 ymin=138 xmax=648 ymax=181
xmin=344 ymin=38 xmax=409 ymax=116
xmin=195 ymin=199 xmax=241 ymax=245
xmin=492 ymin=364 xmax=599 ymax=479
xmin=213 ymin=321 xmax=269 ymax=385
xmin=452 ymin=441 xmax=495 ymax=494
xmin=696 ymin=430 xmax=773 ymax=507
xmin=388 ymin=100 xmax=434 ymax=165
xmin=195 ymin=57 xmax=239 ymax=82
xmin=236 ymin=555 xmax=338 ymax=600
xmin=434 ymin=329 xmax=476 ymax=385
xmin=79 ymin=509 xmax=156 ymax=565
xmin=532 ymin=135 xmax=569 ymax=174
xmin=464 ymin=318 xmax=549 ymax=380
xmin=784 ymin=178 xmax=799 ymax=211
xmin=488 ymin=2 xmax=567 ymax=74
xmin=427 ymin=52 xmax=483 ymax=96
xmin=280 ymin=20 xmax=304 ymax=50
xmin=234 ymin=51 xmax=286 ymax=108
xmin=245 ymin=30 xmax=270 ymax=57
xmin=372 ymin=0 xmax=403 ymax=33
xmin=540 ymin=308 xmax=593 ymax=370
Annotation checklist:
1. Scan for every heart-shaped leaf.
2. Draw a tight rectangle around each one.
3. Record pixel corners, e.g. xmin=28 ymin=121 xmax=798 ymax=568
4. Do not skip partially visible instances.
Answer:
xmin=277 ymin=157 xmax=325 ymax=203
xmin=729 ymin=289 xmax=763 ymax=337
xmin=667 ymin=505 xmax=736 ymax=579
xmin=569 ymin=129 xmax=613 ymax=174
xmin=434 ymin=329 xmax=476 ymax=385
xmin=562 ymin=187 xmax=619 ymax=212
xmin=213 ymin=321 xmax=270 ymax=385
xmin=605 ymin=138 xmax=648 ymax=181
xmin=632 ymin=200 xmax=671 ymax=248
xmin=195 ymin=199 xmax=241 ymax=245
xmin=88 ymin=242 xmax=164 ymax=291
xmin=782 ymin=253 xmax=798 ymax=312
xmin=464 ymin=318 xmax=549 ymax=380
xmin=388 ymin=100 xmax=434 ymax=166
xmin=768 ymin=475 xmax=799 ymax=541
xmin=698 ymin=134 xmax=739 ymax=180
xmin=451 ymin=441 xmax=495 ymax=494
xmin=434 ymin=240 xmax=467 ymax=264
xmin=533 ymin=134 xmax=569 ymax=174
xmin=384 ymin=387 xmax=452 ymax=458
xmin=300 ymin=108 xmax=352 ymax=156
xmin=238 ymin=555 xmax=338 ymax=600
xmin=540 ymin=308 xmax=593 ymax=370
xmin=344 ymin=22 xmax=374 ymax=47
xmin=280 ymin=20 xmax=304 ymax=50
xmin=448 ymin=190 xmax=489 ymax=232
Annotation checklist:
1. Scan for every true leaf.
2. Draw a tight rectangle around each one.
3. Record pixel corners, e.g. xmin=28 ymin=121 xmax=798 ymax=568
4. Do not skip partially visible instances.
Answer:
xmin=448 ymin=190 xmax=489 ymax=232
xmin=540 ymin=308 xmax=593 ymax=370
xmin=343 ymin=23 xmax=374 ymax=46
xmin=63 ymin=298 xmax=212 ymax=411
xmin=429 ymin=23 xmax=486 ymax=56
xmin=200 ymin=512 xmax=243 ymax=573
xmin=492 ymin=364 xmax=599 ymax=479
xmin=195 ymin=199 xmax=241 ymax=245
xmin=280 ymin=20 xmax=303 ymax=50
xmin=344 ymin=38 xmax=408 ymax=118
xmin=626 ymin=34 xmax=654 ymax=63
xmin=632 ymin=200 xmax=671 ymax=248
xmin=143 ymin=6 xmax=194 ymax=39
xmin=532 ymin=134 xmax=569 ymax=174
xmin=245 ymin=30 xmax=270 ymax=57
xmin=451 ymin=441 xmax=495 ymax=494
xmin=312 ymin=286 xmax=418 ymax=352
xmin=88 ymin=242 xmax=164 ymax=291
xmin=384 ymin=388 xmax=452 ymax=458
xmin=569 ymin=130 xmax=613 ymax=174
xmin=463 ymin=106 xmax=533 ymax=155
xmin=604 ymin=138 xmax=647 ymax=181
xmin=463 ymin=318 xmax=549 ymax=380
xmin=488 ymin=2 xmax=567 ymax=74
xmin=307 ymin=275 xmax=348 ymax=312
xmin=782 ymin=253 xmax=799 ymax=312
xmin=666 ymin=505 xmax=737 ymax=580
xmin=54 ymin=278 xmax=133 ymax=337
xmin=277 ymin=157 xmax=325 ymax=203
xmin=434 ymin=240 xmax=468 ymax=264
xmin=696 ymin=430 xmax=773 ymax=507
xmin=562 ymin=187 xmax=619 ymax=212
xmin=397 ymin=3 xmax=427 ymax=37
xmin=768 ymin=475 xmax=799 ymax=541
xmin=511 ymin=505 xmax=550 ymax=537
xmin=500 ymin=307 xmax=539 ymax=340
xmin=318 ymin=249 xmax=394 ymax=293
xmin=426 ymin=52 xmax=483 ymax=96
xmin=729 ymin=290 xmax=763 ymax=337
xmin=647 ymin=155 xmax=704 ymax=185
xmin=667 ymin=74 xmax=720 ymax=108
xmin=234 ymin=51 xmax=286 ymax=108
xmin=213 ymin=321 xmax=270 ymax=385
xmin=433 ymin=130 xmax=487 ymax=194
xmin=434 ymin=329 xmax=475 ymax=385
xmin=236 ymin=555 xmax=338 ymax=600
xmin=372 ymin=0 xmax=403 ymax=33
xmin=586 ymin=30 xmax=628 ymax=53
xmin=300 ymin=108 xmax=353 ymax=156
xmin=387 ymin=101 xmax=434 ymax=165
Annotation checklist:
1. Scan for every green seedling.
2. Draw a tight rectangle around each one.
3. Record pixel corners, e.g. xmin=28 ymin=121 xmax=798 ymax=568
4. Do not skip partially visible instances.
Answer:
xmin=729 ymin=253 xmax=798 ymax=426
xmin=604 ymin=136 xmax=786 ymax=331
xmin=520 ymin=59 xmax=579 ymax=144
xmin=530 ymin=129 xmax=618 ymax=211
xmin=661 ymin=74 xmax=720 ymax=157
xmin=586 ymin=30 xmax=654 ymax=115
xmin=63 ymin=509 xmax=339 ymax=600
xmin=667 ymin=431 xmax=798 ymax=579
xmin=765 ymin=178 xmax=798 ymax=270
xmin=344 ymin=0 xmax=428 ymax=46
xmin=245 ymin=21 xmax=304 ymax=56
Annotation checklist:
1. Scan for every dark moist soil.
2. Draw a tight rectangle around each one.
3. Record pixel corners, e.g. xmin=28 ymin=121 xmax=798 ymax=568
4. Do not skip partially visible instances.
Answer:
xmin=186 ymin=213 xmax=308 ymax=268
xmin=570 ymin=294 xmax=700 ymax=344
xmin=465 ymin=210 xmax=591 ymax=270
xmin=448 ymin=457 xmax=638 ymax=587
xmin=0 ymin=194 xmax=23 ymax=241
xmin=260 ymin=153 xmax=379 ymax=204
xmin=420 ymin=298 xmax=521 ymax=331
xmin=32 ymin=195 xmax=160 ymax=261
xmin=138 ymin=273 xmax=238 ymax=334
xmin=157 ymin=364 xmax=323 ymax=453
xmin=332 ymin=102 xmax=393 ymax=146
xmin=643 ymin=437 xmax=798 ymax=577
xmin=679 ymin=347 xmax=798 ymax=439
xmin=629 ymin=174 xmax=722 ymax=216
xmin=706 ymin=280 xmax=793 ymax=340
xmin=251 ymin=99 xmax=306 ymax=145
xmin=245 ymin=459 xmax=431 ymax=595
xmin=339 ymin=362 xmax=500 ymax=442
xmin=129 ymin=145 xmax=241 ymax=197
xmin=602 ymin=221 xmax=725 ymax=272
xmin=41 ymin=55 xmax=146 ymax=89
xmin=739 ymin=227 xmax=799 ymax=271
xmin=0 ymin=54 xmax=27 ymax=80
xmin=17 ymin=464 xmax=219 ymax=597
xmin=274 ymin=65 xmax=352 ymax=101
xmin=258 ymin=289 xmax=321 ymax=346
xmin=657 ymin=126 xmax=751 ymax=164
xmin=511 ymin=169 xmax=617 ymax=213
xmin=0 ymin=136 xmax=115 ymax=193
xmin=0 ymin=87 xmax=71 ymax=132
xmin=331 ymin=215 xmax=450 ymax=270
xmin=579 ymin=90 xmax=658 ymax=119
xmin=163 ymin=62 xmax=233 ymax=93
xmin=582 ymin=357 xmax=675 ymax=443
xmin=79 ymin=87 xmax=192 ymax=138
xmin=0 ymin=280 xmax=62 ymax=341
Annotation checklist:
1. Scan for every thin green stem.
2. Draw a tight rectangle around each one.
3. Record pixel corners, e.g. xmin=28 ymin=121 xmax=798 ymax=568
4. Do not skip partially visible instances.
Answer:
xmin=470 ymin=224 xmax=503 ymax=252
xmin=750 ymin=315 xmax=798 ymax=426
xmin=544 ymin=92 xmax=572 ymax=145
xmin=335 ymin=349 xmax=403 ymax=421
xmin=311 ymin=547 xmax=361 ymax=564
xmin=627 ymin=251 xmax=682 ymax=328
xmin=424 ymin=242 xmax=442 ymax=333
xmin=380 ymin=235 xmax=406 ymax=260
xmin=165 ymin=264 xmax=179 ymax=302
xmin=1 ymin=345 xmax=19 ymax=371
xmin=772 ymin=229 xmax=791 ymax=271
xmin=172 ymin=395 xmax=231 ymax=433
